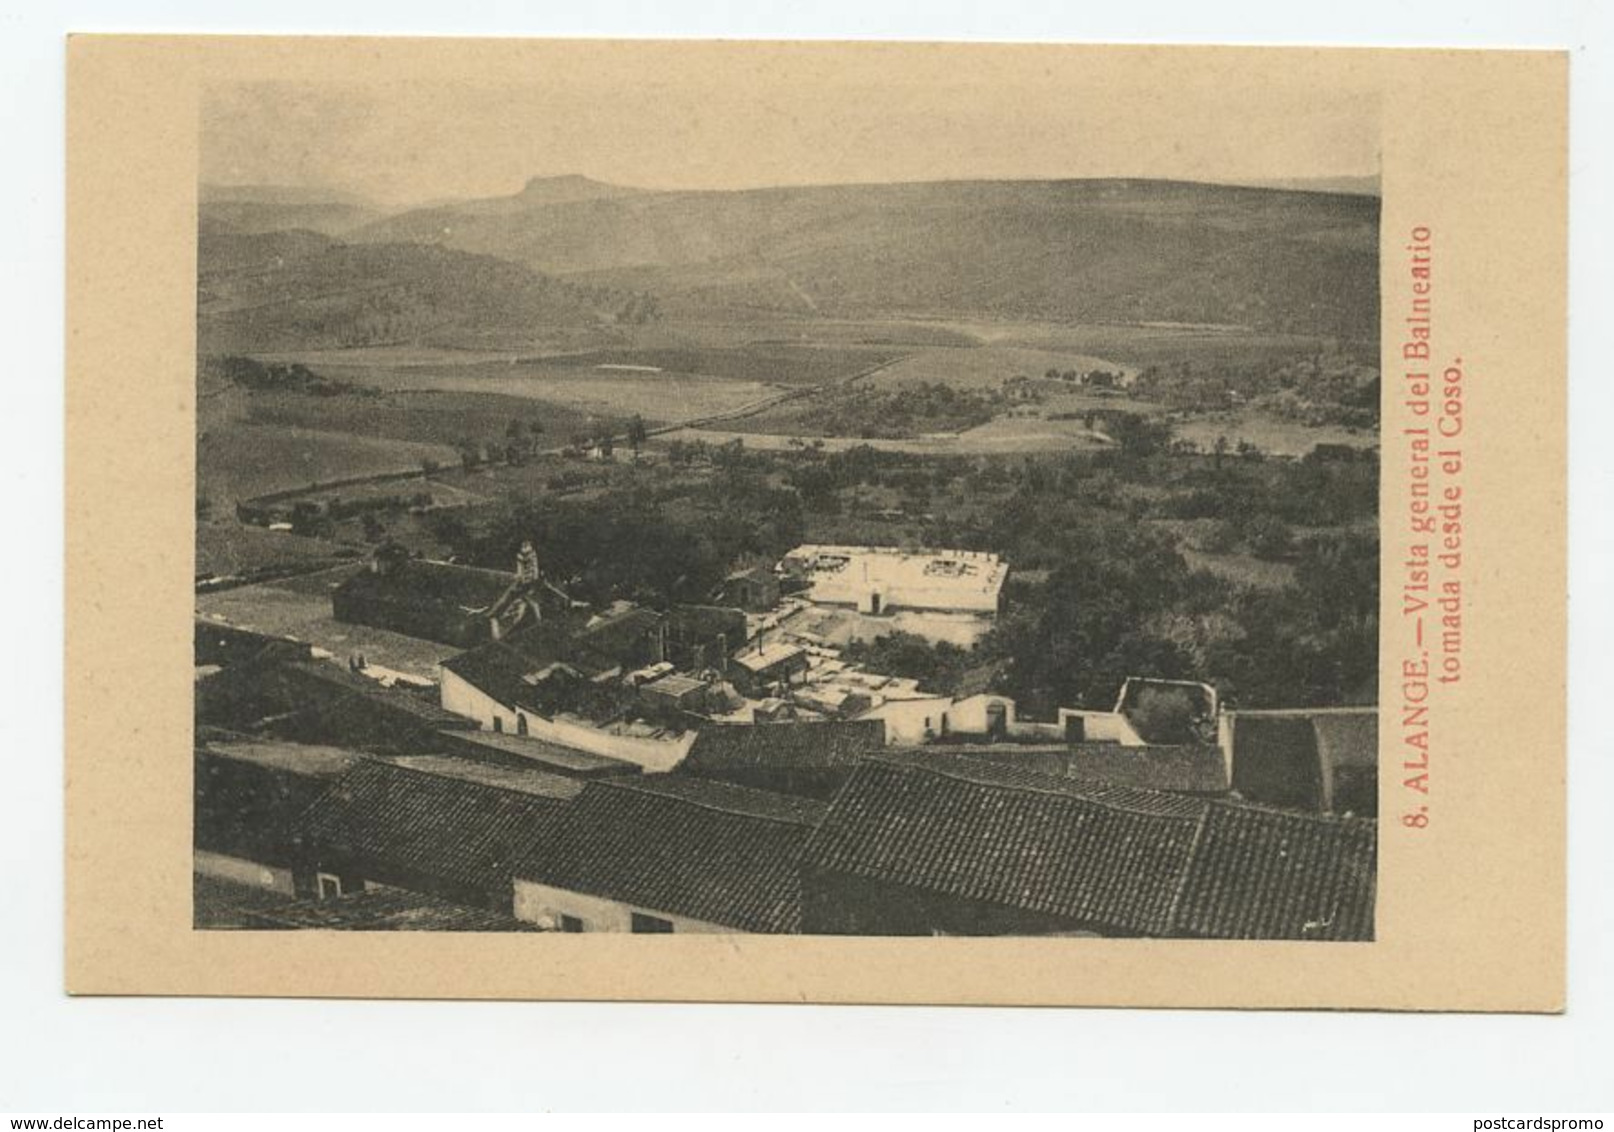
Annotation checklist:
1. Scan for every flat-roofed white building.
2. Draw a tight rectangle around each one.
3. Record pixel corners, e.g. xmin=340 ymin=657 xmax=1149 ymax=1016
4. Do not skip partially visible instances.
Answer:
xmin=781 ymin=545 xmax=1008 ymax=617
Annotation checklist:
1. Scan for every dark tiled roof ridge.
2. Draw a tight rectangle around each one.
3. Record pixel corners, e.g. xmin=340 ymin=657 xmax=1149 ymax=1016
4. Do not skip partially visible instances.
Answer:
xmin=1206 ymin=794 xmax=1376 ymax=829
xmin=604 ymin=775 xmax=827 ymax=827
xmin=350 ymin=752 xmax=569 ymax=803
xmin=867 ymin=751 xmax=1208 ymax=821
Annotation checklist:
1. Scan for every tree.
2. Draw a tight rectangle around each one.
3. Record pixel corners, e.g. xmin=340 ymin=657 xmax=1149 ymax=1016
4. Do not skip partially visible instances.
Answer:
xmin=627 ymin=414 xmax=649 ymax=457
xmin=1107 ymin=412 xmax=1173 ymax=458
xmin=985 ymin=520 xmax=1194 ymax=712
xmin=842 ymin=632 xmax=970 ymax=694
xmin=1128 ymin=685 xmax=1199 ymax=744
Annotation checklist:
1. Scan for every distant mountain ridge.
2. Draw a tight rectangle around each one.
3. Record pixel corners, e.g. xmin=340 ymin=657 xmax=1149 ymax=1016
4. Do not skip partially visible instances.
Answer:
xmin=511 ymin=174 xmax=643 ymax=206
xmin=352 ymin=177 xmax=1379 ymax=338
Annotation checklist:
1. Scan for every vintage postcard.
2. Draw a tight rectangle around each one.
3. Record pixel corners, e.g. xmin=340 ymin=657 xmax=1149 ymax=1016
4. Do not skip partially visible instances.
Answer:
xmin=65 ymin=37 xmax=1566 ymax=1008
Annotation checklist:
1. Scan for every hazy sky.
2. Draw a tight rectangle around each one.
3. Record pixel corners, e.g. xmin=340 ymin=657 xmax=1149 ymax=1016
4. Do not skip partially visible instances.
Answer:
xmin=201 ymin=48 xmax=1380 ymax=206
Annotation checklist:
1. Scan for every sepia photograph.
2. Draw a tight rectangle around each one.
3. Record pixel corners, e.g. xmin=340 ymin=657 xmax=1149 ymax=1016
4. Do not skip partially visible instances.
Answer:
xmin=187 ymin=55 xmax=1384 ymax=941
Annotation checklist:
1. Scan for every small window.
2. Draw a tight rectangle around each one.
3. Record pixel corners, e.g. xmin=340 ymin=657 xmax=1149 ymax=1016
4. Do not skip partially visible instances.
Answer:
xmin=631 ymin=912 xmax=675 ymax=934
xmin=559 ymin=915 xmax=585 ymax=933
xmin=316 ymin=873 xmax=344 ymax=900
xmin=492 ymin=716 xmax=503 ymax=733
xmin=517 ymin=714 xmax=529 ymax=736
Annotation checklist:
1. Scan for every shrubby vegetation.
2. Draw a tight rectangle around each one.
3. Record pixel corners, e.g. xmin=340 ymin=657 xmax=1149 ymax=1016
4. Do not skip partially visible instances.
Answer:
xmin=841 ymin=633 xmax=972 ymax=695
xmin=1131 ymin=349 xmax=1378 ymax=429
xmin=426 ymin=430 xmax=1377 ymax=712
xmin=208 ymin=355 xmax=367 ymax=396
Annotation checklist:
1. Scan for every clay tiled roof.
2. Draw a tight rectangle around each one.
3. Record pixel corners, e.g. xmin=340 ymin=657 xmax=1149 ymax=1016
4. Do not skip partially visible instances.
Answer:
xmin=431 ymin=728 xmax=640 ymax=778
xmin=916 ymin=742 xmax=1229 ymax=795
xmin=384 ymin=756 xmax=587 ymax=801
xmin=806 ymin=753 xmax=1206 ymax=935
xmin=1175 ymin=803 xmax=1376 ymax=940
xmin=438 ymin=620 xmax=617 ymax=706
xmin=516 ymin=777 xmax=827 ymax=933
xmin=299 ymin=759 xmax=573 ymax=893
xmin=806 ymin=751 xmax=1376 ymax=939
xmin=202 ymin=737 xmax=364 ymax=779
xmin=684 ymin=719 xmax=887 ymax=773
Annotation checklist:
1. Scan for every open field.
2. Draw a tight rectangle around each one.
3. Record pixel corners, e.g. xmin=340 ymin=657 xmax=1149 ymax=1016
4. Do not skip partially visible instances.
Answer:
xmin=195 ymin=521 xmax=359 ymax=580
xmin=1170 ymin=410 xmax=1376 ymax=458
xmin=248 ymin=317 xmax=976 ymax=362
xmin=294 ymin=361 xmax=779 ymax=426
xmin=536 ymin=344 xmax=903 ymax=386
xmin=197 ymin=422 xmax=461 ymax=503
xmin=250 ymin=345 xmax=556 ymax=368
xmin=706 ymin=318 xmax=980 ymax=349
xmin=245 ymin=388 xmax=604 ymax=451
xmin=898 ymin=319 xmax=1364 ymax=367
xmin=864 ymin=344 xmax=1138 ymax=391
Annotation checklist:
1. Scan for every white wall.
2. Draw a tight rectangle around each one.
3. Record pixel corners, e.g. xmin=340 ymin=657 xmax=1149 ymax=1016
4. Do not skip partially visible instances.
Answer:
xmin=944 ymin=695 xmax=1145 ymax=745
xmin=512 ymin=879 xmax=731 ymax=933
xmin=194 ymin=849 xmax=296 ymax=896
xmin=948 ymin=694 xmax=1016 ymax=734
xmin=1057 ymin=708 xmax=1145 ymax=745
xmin=523 ymin=712 xmax=696 ymax=773
xmin=440 ymin=667 xmax=517 ymax=730
xmin=439 ymin=667 xmax=696 ymax=772
xmin=858 ymin=696 xmax=953 ymax=745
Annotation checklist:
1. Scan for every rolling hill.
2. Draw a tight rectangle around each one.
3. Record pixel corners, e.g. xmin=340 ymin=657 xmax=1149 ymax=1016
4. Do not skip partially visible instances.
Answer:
xmin=354 ymin=178 xmax=1380 ymax=338
xmin=196 ymin=228 xmax=640 ymax=352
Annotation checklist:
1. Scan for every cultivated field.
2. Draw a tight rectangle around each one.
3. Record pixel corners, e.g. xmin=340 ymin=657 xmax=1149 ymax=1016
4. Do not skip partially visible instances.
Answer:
xmin=538 ymin=343 xmax=903 ymax=386
xmin=195 ymin=520 xmax=357 ymax=580
xmin=1171 ymin=410 xmax=1375 ymax=458
xmin=297 ymin=361 xmax=779 ymax=426
xmin=864 ymin=344 xmax=1138 ymax=391
xmin=245 ymin=388 xmax=604 ymax=451
xmin=913 ymin=318 xmax=1358 ymax=368
xmin=656 ymin=415 xmax=1112 ymax=456
xmin=197 ymin=422 xmax=460 ymax=503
